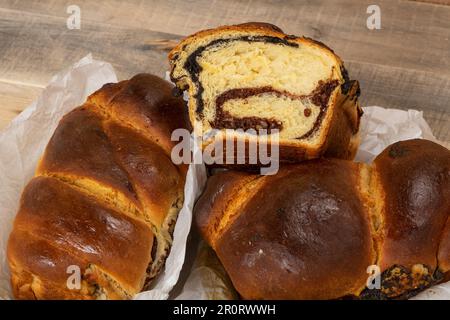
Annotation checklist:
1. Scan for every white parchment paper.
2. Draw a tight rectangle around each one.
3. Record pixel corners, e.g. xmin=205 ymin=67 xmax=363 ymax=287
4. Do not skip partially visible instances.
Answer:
xmin=355 ymin=106 xmax=438 ymax=163
xmin=0 ymin=55 xmax=207 ymax=300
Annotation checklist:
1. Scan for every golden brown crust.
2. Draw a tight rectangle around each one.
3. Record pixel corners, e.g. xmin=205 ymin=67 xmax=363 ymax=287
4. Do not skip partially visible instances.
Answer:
xmin=195 ymin=170 xmax=263 ymax=247
xmin=37 ymin=107 xmax=143 ymax=212
xmin=438 ymin=218 xmax=450 ymax=272
xmin=8 ymin=74 xmax=189 ymax=299
xmin=103 ymin=121 xmax=185 ymax=228
xmin=88 ymin=73 xmax=191 ymax=155
xmin=235 ymin=22 xmax=285 ymax=33
xmin=373 ymin=139 xmax=450 ymax=273
xmin=196 ymin=160 xmax=376 ymax=300
xmin=8 ymin=177 xmax=153 ymax=299
xmin=195 ymin=139 xmax=450 ymax=299
xmin=9 ymin=230 xmax=95 ymax=300
xmin=168 ymin=23 xmax=341 ymax=64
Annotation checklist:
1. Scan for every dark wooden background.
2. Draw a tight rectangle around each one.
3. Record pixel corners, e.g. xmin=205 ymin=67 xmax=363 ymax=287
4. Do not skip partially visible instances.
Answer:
xmin=0 ymin=0 xmax=449 ymax=146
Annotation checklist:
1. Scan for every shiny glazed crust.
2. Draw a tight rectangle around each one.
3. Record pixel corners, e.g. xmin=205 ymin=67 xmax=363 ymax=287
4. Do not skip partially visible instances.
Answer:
xmin=7 ymin=74 xmax=190 ymax=299
xmin=195 ymin=139 xmax=450 ymax=299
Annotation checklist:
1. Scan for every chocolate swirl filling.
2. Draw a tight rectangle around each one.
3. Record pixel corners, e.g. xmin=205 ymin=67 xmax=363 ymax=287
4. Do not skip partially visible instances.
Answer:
xmin=212 ymin=80 xmax=339 ymax=138
xmin=178 ymin=35 xmax=343 ymax=139
xmin=180 ymin=36 xmax=299 ymax=115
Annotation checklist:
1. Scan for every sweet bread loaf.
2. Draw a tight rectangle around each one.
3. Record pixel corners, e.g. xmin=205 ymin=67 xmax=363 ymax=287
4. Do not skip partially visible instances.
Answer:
xmin=195 ymin=139 xmax=450 ymax=299
xmin=7 ymin=74 xmax=190 ymax=299
xmin=169 ymin=23 xmax=362 ymax=162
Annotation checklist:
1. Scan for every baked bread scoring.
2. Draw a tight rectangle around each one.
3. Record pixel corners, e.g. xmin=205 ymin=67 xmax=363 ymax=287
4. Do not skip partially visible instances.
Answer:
xmin=169 ymin=22 xmax=362 ymax=162
xmin=7 ymin=74 xmax=190 ymax=299
xmin=195 ymin=139 xmax=450 ymax=299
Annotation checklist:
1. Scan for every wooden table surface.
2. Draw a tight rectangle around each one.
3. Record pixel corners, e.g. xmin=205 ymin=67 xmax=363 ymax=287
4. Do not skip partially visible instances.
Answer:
xmin=0 ymin=0 xmax=449 ymax=146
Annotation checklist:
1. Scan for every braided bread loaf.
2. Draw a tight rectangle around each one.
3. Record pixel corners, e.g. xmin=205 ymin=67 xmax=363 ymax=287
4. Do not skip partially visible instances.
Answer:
xmin=7 ymin=74 xmax=190 ymax=299
xmin=195 ymin=139 xmax=450 ymax=299
xmin=169 ymin=22 xmax=362 ymax=162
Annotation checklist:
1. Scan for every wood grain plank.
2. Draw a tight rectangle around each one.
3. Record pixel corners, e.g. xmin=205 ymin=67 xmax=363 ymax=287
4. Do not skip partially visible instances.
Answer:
xmin=2 ymin=0 xmax=449 ymax=76
xmin=410 ymin=0 xmax=450 ymax=5
xmin=0 ymin=0 xmax=448 ymax=143
xmin=346 ymin=60 xmax=450 ymax=142
xmin=0 ymin=81 xmax=43 ymax=129
xmin=0 ymin=7 xmax=179 ymax=86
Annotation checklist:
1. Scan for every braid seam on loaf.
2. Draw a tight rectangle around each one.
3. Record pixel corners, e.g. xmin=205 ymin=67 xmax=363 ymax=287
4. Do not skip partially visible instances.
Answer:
xmin=11 ymin=225 xmax=131 ymax=299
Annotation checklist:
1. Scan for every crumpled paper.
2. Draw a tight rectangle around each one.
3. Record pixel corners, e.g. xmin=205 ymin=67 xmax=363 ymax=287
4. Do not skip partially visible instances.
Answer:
xmin=355 ymin=106 xmax=438 ymax=163
xmin=174 ymin=106 xmax=450 ymax=300
xmin=0 ymin=54 xmax=207 ymax=300
xmin=175 ymin=240 xmax=239 ymax=300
